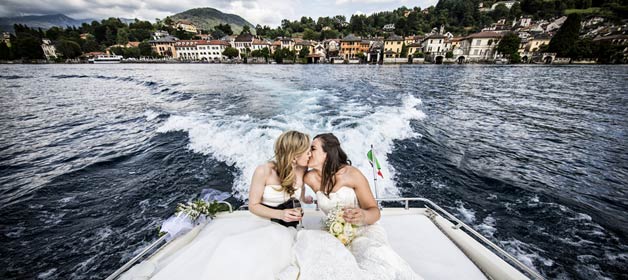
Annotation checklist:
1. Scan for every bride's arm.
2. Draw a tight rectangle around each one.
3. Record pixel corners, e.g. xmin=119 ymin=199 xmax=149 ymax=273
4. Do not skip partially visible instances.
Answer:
xmin=344 ymin=167 xmax=381 ymax=225
xmin=249 ymin=164 xmax=301 ymax=222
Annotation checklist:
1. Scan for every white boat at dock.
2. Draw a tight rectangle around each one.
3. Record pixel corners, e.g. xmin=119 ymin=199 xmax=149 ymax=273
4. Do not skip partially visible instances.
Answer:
xmin=88 ymin=54 xmax=123 ymax=64
xmin=107 ymin=197 xmax=545 ymax=280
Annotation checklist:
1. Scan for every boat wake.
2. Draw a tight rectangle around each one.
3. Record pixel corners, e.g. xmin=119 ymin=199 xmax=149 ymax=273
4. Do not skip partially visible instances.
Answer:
xmin=156 ymin=92 xmax=425 ymax=200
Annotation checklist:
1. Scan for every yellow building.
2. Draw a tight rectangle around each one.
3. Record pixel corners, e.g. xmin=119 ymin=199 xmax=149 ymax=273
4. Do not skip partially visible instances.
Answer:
xmin=175 ymin=20 xmax=198 ymax=34
xmin=149 ymin=36 xmax=178 ymax=58
xmin=384 ymin=34 xmax=404 ymax=58
xmin=525 ymin=34 xmax=551 ymax=52
xmin=295 ymin=40 xmax=314 ymax=54
xmin=407 ymin=42 xmax=423 ymax=55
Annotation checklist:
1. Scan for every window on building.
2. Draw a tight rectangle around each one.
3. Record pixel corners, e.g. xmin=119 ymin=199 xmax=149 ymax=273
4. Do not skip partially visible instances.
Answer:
xmin=474 ymin=49 xmax=479 ymax=55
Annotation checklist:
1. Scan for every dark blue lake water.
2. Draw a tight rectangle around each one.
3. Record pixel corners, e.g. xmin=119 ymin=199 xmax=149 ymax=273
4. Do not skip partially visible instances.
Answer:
xmin=0 ymin=64 xmax=626 ymax=279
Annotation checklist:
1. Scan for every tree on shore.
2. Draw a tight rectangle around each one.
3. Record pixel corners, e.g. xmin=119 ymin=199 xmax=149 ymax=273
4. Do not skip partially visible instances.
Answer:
xmin=251 ymin=47 xmax=271 ymax=62
xmin=273 ymin=47 xmax=296 ymax=63
xmin=81 ymin=38 xmax=101 ymax=53
xmin=138 ymin=42 xmax=153 ymax=57
xmin=222 ymin=47 xmax=239 ymax=58
xmin=548 ymin=14 xmax=582 ymax=57
xmin=0 ymin=42 xmax=12 ymax=60
xmin=55 ymin=40 xmax=82 ymax=59
xmin=116 ymin=28 xmax=129 ymax=45
xmin=400 ymin=43 xmax=409 ymax=58
xmin=356 ymin=51 xmax=366 ymax=61
xmin=13 ymin=35 xmax=44 ymax=59
xmin=497 ymin=32 xmax=521 ymax=63
xmin=298 ymin=47 xmax=310 ymax=63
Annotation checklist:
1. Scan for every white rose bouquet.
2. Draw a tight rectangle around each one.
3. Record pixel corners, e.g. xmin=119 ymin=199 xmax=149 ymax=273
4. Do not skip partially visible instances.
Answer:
xmin=323 ymin=204 xmax=359 ymax=246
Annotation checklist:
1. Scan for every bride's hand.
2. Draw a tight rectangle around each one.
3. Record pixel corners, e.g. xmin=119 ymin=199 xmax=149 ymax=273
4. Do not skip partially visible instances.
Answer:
xmin=343 ymin=208 xmax=365 ymax=225
xmin=303 ymin=195 xmax=314 ymax=204
xmin=280 ymin=208 xmax=302 ymax=222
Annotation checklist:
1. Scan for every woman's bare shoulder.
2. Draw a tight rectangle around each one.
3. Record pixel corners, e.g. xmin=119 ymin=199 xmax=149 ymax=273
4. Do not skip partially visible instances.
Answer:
xmin=255 ymin=162 xmax=275 ymax=175
xmin=345 ymin=166 xmax=368 ymax=182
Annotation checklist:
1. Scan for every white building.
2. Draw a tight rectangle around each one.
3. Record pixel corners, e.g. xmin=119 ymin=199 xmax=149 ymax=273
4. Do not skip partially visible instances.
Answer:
xmin=278 ymin=37 xmax=295 ymax=51
xmin=175 ymin=40 xmax=201 ymax=60
xmin=459 ymin=31 xmax=503 ymax=62
xmin=197 ymin=40 xmax=230 ymax=61
xmin=252 ymin=39 xmax=271 ymax=51
xmin=312 ymin=43 xmax=326 ymax=57
xmin=2 ymin=32 xmax=11 ymax=45
xmin=174 ymin=20 xmax=198 ymax=34
xmin=153 ymin=30 xmax=170 ymax=40
xmin=233 ymin=33 xmax=255 ymax=58
xmin=41 ymin=39 xmax=57 ymax=60
xmin=324 ymin=39 xmax=339 ymax=53
xmin=492 ymin=1 xmax=517 ymax=10
xmin=480 ymin=0 xmax=518 ymax=12
xmin=422 ymin=34 xmax=450 ymax=56
xmin=545 ymin=16 xmax=567 ymax=33
xmin=518 ymin=16 xmax=533 ymax=28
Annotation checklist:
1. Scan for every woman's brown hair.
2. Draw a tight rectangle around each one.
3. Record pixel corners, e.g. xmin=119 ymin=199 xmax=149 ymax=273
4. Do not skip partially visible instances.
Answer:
xmin=314 ymin=133 xmax=350 ymax=195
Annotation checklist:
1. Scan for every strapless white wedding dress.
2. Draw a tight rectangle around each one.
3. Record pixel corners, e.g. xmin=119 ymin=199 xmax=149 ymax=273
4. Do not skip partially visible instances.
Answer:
xmin=294 ymin=187 xmax=422 ymax=280
xmin=149 ymin=185 xmax=300 ymax=280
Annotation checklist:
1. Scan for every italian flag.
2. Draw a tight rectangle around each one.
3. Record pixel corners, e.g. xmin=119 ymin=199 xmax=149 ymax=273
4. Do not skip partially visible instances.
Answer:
xmin=367 ymin=149 xmax=384 ymax=179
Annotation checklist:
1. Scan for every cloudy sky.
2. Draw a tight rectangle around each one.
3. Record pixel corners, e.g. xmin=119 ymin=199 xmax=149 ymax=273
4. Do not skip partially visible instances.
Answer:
xmin=0 ymin=0 xmax=439 ymax=27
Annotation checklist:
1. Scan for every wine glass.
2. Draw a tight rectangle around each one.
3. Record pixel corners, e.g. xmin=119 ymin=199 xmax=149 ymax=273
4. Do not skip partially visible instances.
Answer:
xmin=292 ymin=198 xmax=303 ymax=230
xmin=344 ymin=196 xmax=360 ymax=224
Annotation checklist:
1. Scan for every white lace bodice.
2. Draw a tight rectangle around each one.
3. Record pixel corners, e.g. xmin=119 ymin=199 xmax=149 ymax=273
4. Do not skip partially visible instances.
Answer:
xmin=263 ymin=185 xmax=301 ymax=207
xmin=316 ymin=186 xmax=358 ymax=214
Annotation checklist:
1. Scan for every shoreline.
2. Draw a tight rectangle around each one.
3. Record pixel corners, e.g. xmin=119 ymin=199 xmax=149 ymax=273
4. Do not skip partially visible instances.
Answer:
xmin=0 ymin=61 xmax=614 ymax=65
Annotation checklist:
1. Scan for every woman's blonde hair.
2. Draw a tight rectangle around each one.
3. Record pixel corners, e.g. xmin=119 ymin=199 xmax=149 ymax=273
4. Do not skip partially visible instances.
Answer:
xmin=274 ymin=130 xmax=310 ymax=196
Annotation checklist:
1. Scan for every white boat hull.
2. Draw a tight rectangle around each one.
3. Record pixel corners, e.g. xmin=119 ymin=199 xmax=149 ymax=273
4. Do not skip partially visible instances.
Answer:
xmin=92 ymin=60 xmax=121 ymax=64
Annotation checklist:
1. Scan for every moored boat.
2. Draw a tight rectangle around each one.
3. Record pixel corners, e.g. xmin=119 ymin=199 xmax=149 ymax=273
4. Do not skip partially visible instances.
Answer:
xmin=88 ymin=54 xmax=123 ymax=64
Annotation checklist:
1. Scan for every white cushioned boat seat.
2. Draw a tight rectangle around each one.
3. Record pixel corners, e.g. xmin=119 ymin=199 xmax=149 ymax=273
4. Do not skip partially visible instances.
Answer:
xmin=379 ymin=210 xmax=488 ymax=280
xmin=301 ymin=208 xmax=487 ymax=280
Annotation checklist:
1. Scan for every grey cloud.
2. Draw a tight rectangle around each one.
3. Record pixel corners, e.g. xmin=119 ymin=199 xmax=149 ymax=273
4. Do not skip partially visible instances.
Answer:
xmin=0 ymin=0 xmax=436 ymax=27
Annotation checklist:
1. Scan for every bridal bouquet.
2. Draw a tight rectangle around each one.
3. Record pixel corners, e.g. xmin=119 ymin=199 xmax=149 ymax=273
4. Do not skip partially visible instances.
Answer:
xmin=175 ymin=199 xmax=228 ymax=220
xmin=158 ymin=199 xmax=230 ymax=240
xmin=323 ymin=205 xmax=359 ymax=246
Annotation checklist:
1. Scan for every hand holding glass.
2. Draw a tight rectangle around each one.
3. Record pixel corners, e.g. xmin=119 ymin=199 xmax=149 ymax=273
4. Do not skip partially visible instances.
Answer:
xmin=292 ymin=199 xmax=304 ymax=230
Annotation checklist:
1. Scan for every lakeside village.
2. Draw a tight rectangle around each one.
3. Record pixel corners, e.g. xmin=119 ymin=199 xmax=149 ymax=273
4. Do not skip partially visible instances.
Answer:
xmin=3 ymin=2 xmax=628 ymax=65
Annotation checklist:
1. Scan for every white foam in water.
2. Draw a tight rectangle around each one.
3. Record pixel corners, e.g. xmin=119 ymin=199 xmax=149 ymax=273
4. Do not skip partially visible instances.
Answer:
xmin=500 ymin=238 xmax=554 ymax=273
xmin=477 ymin=215 xmax=497 ymax=238
xmin=144 ymin=109 xmax=160 ymax=121
xmin=37 ymin=268 xmax=57 ymax=279
xmin=454 ymin=200 xmax=477 ymax=224
xmin=156 ymin=87 xmax=425 ymax=201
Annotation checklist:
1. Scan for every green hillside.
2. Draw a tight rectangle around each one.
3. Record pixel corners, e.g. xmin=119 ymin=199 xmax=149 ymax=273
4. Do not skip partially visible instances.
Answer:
xmin=170 ymin=7 xmax=255 ymax=34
